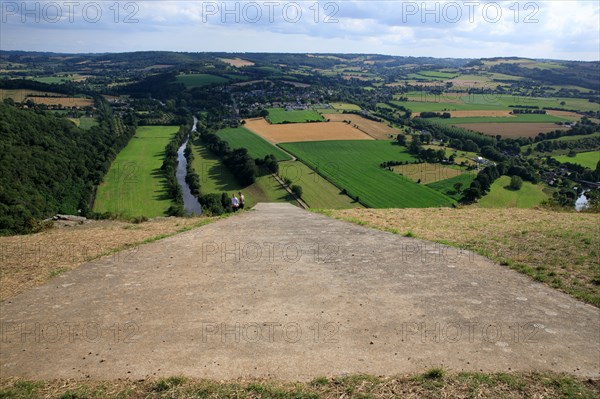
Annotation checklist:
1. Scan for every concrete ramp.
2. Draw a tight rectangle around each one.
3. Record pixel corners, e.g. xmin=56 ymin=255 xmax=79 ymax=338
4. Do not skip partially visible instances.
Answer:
xmin=1 ymin=203 xmax=598 ymax=380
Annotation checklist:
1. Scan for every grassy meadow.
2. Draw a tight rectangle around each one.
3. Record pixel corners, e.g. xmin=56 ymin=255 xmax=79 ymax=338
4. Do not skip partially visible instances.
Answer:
xmin=93 ymin=126 xmax=179 ymax=218
xmin=266 ymin=107 xmax=325 ymax=124
xmin=190 ymin=139 xmax=296 ymax=208
xmin=279 ymin=161 xmax=359 ymax=209
xmin=554 ymin=150 xmax=600 ymax=169
xmin=280 ymin=140 xmax=455 ymax=208
xmin=476 ymin=176 xmax=549 ymax=208
xmin=215 ymin=127 xmax=291 ymax=161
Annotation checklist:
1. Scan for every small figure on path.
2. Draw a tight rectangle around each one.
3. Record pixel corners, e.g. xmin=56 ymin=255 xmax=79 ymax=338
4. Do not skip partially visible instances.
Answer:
xmin=231 ymin=193 xmax=239 ymax=212
xmin=238 ymin=191 xmax=245 ymax=210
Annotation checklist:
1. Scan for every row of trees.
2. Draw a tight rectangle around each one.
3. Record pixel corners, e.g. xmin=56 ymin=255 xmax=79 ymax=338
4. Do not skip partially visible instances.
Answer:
xmin=409 ymin=118 xmax=496 ymax=149
xmin=160 ymin=125 xmax=189 ymax=216
xmin=534 ymin=120 xmax=599 ymax=142
xmin=511 ymin=109 xmax=546 ymax=114
xmin=534 ymin=136 xmax=600 ymax=153
xmin=419 ymin=111 xmax=451 ymax=118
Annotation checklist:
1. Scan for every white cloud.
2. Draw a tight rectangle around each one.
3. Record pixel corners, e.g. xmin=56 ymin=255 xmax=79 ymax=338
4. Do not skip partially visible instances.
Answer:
xmin=0 ymin=0 xmax=597 ymax=60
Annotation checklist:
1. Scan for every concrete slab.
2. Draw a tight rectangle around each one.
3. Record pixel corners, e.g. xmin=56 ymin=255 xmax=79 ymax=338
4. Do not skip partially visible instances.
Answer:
xmin=1 ymin=203 xmax=598 ymax=380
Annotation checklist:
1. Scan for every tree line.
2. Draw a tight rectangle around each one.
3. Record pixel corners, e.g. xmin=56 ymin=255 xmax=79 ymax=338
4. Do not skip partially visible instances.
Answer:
xmin=160 ymin=125 xmax=190 ymax=217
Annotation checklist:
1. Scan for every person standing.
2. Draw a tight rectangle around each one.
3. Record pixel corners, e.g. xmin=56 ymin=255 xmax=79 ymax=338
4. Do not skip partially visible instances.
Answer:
xmin=231 ymin=193 xmax=239 ymax=212
xmin=238 ymin=191 xmax=245 ymax=210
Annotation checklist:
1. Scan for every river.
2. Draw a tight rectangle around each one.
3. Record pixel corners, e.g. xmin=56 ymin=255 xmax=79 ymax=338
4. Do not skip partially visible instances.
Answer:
xmin=175 ymin=116 xmax=202 ymax=216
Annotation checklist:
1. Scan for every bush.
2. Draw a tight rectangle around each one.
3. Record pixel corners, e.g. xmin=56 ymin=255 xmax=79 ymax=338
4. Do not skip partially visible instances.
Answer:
xmin=509 ymin=175 xmax=523 ymax=190
xmin=199 ymin=193 xmax=226 ymax=215
xmin=290 ymin=184 xmax=303 ymax=198
xmin=167 ymin=204 xmax=185 ymax=217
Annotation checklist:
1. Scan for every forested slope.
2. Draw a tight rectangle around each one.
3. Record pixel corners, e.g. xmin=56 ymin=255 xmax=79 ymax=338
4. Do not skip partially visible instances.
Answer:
xmin=0 ymin=102 xmax=134 ymax=234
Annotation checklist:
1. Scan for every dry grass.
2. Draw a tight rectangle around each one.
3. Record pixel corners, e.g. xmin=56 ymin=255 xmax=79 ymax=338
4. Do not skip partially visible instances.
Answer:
xmin=0 ymin=217 xmax=217 ymax=301
xmin=455 ymin=123 xmax=570 ymax=138
xmin=0 ymin=372 xmax=597 ymax=398
xmin=326 ymin=208 xmax=600 ymax=307
xmin=324 ymin=113 xmax=399 ymax=139
xmin=27 ymin=96 xmax=94 ymax=107
xmin=243 ymin=118 xmax=373 ymax=143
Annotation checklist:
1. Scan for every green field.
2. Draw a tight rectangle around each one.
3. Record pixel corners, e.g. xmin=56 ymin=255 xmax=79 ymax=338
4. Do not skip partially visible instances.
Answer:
xmin=429 ymin=114 xmax=569 ymax=125
xmin=94 ymin=126 xmax=179 ymax=217
xmin=399 ymin=93 xmax=599 ymax=113
xmin=280 ymin=141 xmax=455 ymax=208
xmin=215 ymin=127 xmax=291 ymax=161
xmin=31 ymin=76 xmax=72 ymax=84
xmin=417 ymin=70 xmax=459 ymax=79
xmin=476 ymin=176 xmax=549 ymax=208
xmin=553 ymin=150 xmax=600 ymax=169
xmin=406 ymin=70 xmax=459 ymax=81
xmin=176 ymin=74 xmax=229 ymax=88
xmin=426 ymin=173 xmax=476 ymax=201
xmin=266 ymin=108 xmax=325 ymax=124
xmin=279 ymin=161 xmax=359 ymax=209
xmin=395 ymin=101 xmax=507 ymax=113
xmin=330 ymin=102 xmax=361 ymax=111
xmin=79 ymin=116 xmax=98 ymax=129
xmin=190 ymin=140 xmax=296 ymax=208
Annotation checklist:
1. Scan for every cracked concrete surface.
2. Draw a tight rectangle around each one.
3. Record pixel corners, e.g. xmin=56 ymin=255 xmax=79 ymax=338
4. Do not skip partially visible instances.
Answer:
xmin=1 ymin=203 xmax=598 ymax=380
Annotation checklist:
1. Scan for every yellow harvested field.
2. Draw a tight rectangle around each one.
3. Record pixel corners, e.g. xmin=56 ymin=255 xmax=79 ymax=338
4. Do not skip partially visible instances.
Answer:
xmin=28 ymin=96 xmax=94 ymax=107
xmin=324 ymin=113 xmax=399 ymax=139
xmin=547 ymin=110 xmax=582 ymax=119
xmin=243 ymin=118 xmax=374 ymax=143
xmin=220 ymin=57 xmax=255 ymax=67
xmin=449 ymin=110 xmax=513 ymax=117
xmin=455 ymin=123 xmax=569 ymax=138
xmin=0 ymin=89 xmax=57 ymax=101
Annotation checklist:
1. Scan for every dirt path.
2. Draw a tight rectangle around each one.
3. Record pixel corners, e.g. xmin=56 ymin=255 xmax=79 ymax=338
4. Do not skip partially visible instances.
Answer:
xmin=1 ymin=203 xmax=598 ymax=381
xmin=272 ymin=174 xmax=309 ymax=209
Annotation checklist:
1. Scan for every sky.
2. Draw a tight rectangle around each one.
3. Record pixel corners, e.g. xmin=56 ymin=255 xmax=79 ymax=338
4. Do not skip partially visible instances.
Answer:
xmin=1 ymin=0 xmax=599 ymax=60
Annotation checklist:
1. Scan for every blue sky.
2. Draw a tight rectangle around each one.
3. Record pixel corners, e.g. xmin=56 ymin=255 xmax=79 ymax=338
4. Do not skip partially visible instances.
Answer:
xmin=1 ymin=1 xmax=599 ymax=60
